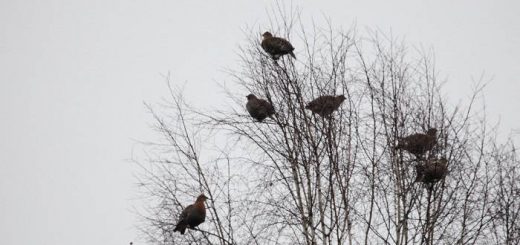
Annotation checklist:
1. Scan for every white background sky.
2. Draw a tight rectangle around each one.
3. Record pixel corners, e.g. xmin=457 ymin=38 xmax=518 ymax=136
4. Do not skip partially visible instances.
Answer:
xmin=0 ymin=1 xmax=518 ymax=244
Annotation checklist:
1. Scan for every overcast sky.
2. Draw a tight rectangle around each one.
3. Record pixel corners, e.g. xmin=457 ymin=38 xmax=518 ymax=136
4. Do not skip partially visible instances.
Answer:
xmin=0 ymin=1 xmax=518 ymax=244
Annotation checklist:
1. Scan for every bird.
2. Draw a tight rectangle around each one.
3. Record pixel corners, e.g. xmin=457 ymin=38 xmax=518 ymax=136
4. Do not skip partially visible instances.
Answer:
xmin=414 ymin=157 xmax=448 ymax=183
xmin=261 ymin=31 xmax=296 ymax=60
xmin=396 ymin=128 xmax=437 ymax=156
xmin=246 ymin=94 xmax=275 ymax=122
xmin=174 ymin=194 xmax=208 ymax=235
xmin=305 ymin=95 xmax=346 ymax=117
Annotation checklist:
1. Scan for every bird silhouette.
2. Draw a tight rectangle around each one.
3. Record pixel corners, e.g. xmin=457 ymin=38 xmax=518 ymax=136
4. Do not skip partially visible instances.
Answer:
xmin=396 ymin=128 xmax=437 ymax=156
xmin=305 ymin=95 xmax=346 ymax=117
xmin=174 ymin=194 xmax=208 ymax=235
xmin=246 ymin=94 xmax=275 ymax=122
xmin=261 ymin=32 xmax=296 ymax=60
xmin=414 ymin=157 xmax=448 ymax=183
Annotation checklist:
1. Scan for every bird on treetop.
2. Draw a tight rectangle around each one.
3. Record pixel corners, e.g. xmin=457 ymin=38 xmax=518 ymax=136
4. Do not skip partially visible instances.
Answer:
xmin=396 ymin=128 xmax=438 ymax=157
xmin=414 ymin=157 xmax=448 ymax=183
xmin=174 ymin=194 xmax=208 ymax=235
xmin=261 ymin=31 xmax=296 ymax=60
xmin=246 ymin=94 xmax=275 ymax=122
xmin=305 ymin=95 xmax=346 ymax=117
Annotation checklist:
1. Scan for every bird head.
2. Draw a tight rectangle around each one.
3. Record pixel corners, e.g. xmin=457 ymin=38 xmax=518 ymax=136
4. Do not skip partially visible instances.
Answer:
xmin=196 ymin=194 xmax=208 ymax=202
xmin=246 ymin=94 xmax=257 ymax=101
xmin=262 ymin=31 xmax=273 ymax=39
xmin=426 ymin=128 xmax=438 ymax=136
xmin=336 ymin=94 xmax=346 ymax=102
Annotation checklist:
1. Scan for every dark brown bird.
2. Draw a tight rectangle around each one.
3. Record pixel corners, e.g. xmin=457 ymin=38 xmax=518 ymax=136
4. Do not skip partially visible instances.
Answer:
xmin=174 ymin=194 xmax=208 ymax=235
xmin=261 ymin=31 xmax=296 ymax=60
xmin=305 ymin=95 xmax=346 ymax=117
xmin=246 ymin=94 xmax=275 ymax=122
xmin=396 ymin=128 xmax=437 ymax=156
xmin=414 ymin=157 xmax=448 ymax=183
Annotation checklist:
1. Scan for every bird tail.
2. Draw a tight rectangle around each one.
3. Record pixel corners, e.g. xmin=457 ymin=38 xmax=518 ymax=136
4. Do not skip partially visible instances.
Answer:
xmin=289 ymin=51 xmax=296 ymax=59
xmin=174 ymin=224 xmax=187 ymax=235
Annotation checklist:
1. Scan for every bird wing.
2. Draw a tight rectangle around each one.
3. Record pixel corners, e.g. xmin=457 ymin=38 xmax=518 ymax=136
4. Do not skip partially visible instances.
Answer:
xmin=262 ymin=37 xmax=294 ymax=53
xmin=306 ymin=96 xmax=332 ymax=109
xmin=272 ymin=37 xmax=294 ymax=52
xmin=259 ymin=99 xmax=275 ymax=114
xmin=178 ymin=204 xmax=194 ymax=223
xmin=404 ymin=133 xmax=429 ymax=144
xmin=323 ymin=97 xmax=339 ymax=108
xmin=305 ymin=97 xmax=321 ymax=109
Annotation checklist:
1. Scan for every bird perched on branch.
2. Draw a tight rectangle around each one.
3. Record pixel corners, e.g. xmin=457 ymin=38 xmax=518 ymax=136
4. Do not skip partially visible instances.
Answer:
xmin=261 ymin=31 xmax=296 ymax=60
xmin=396 ymin=128 xmax=437 ymax=156
xmin=305 ymin=95 xmax=346 ymax=117
xmin=414 ymin=157 xmax=448 ymax=183
xmin=246 ymin=94 xmax=275 ymax=122
xmin=174 ymin=194 xmax=208 ymax=235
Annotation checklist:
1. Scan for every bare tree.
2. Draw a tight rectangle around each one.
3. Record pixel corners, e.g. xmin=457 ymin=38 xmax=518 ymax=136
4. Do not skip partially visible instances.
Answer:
xmin=135 ymin=10 xmax=518 ymax=245
xmin=488 ymin=141 xmax=520 ymax=245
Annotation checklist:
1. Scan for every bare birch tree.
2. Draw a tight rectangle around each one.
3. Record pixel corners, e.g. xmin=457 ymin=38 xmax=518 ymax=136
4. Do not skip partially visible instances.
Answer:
xmin=135 ymin=10 xmax=518 ymax=245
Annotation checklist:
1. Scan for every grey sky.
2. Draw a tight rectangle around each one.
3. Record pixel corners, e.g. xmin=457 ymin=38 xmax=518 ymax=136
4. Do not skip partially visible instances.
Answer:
xmin=0 ymin=1 xmax=518 ymax=244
